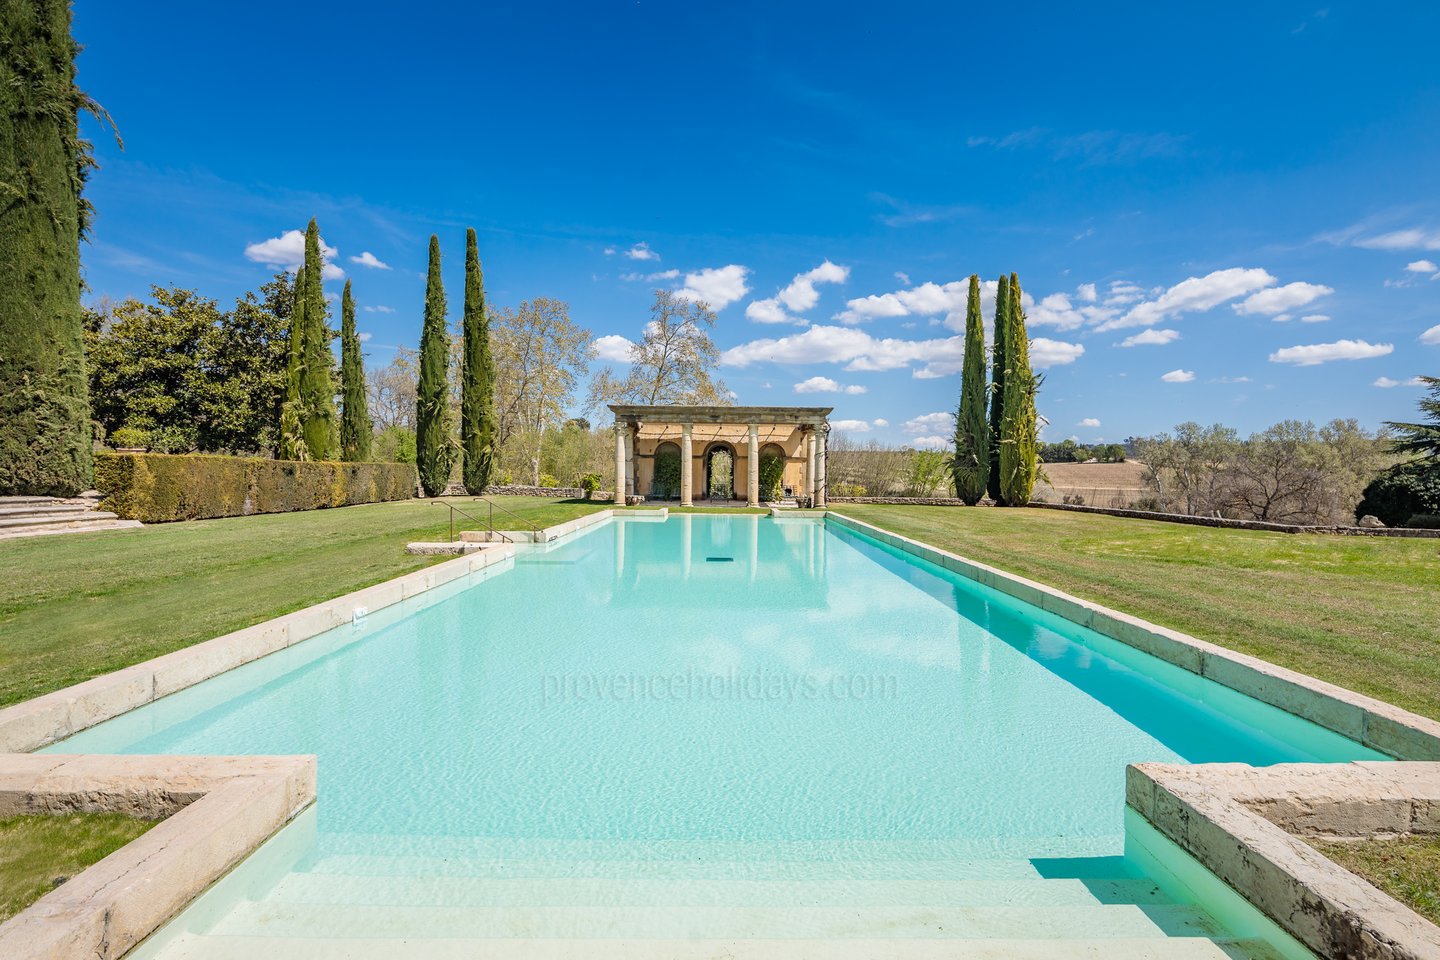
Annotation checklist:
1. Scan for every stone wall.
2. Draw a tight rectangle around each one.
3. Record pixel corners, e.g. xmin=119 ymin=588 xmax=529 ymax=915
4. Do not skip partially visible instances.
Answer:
xmin=828 ymin=496 xmax=969 ymax=506
xmin=480 ymin=484 xmax=613 ymax=500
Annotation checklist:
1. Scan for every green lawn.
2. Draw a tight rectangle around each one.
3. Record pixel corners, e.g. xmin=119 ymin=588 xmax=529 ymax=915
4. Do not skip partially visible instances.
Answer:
xmin=0 ymin=496 xmax=606 ymax=708
xmin=0 ymin=813 xmax=155 ymax=922
xmin=838 ymin=505 xmax=1440 ymax=721
xmin=1315 ymin=836 xmax=1440 ymax=925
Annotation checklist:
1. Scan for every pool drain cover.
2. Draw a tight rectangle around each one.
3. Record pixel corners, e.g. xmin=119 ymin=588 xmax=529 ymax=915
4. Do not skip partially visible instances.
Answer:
xmin=706 ymin=556 xmax=734 ymax=562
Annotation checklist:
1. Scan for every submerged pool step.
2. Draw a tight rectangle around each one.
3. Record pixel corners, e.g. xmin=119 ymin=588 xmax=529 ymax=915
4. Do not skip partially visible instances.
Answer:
xmin=153 ymin=934 xmax=1287 ymax=960
xmin=211 ymin=900 xmax=1224 ymax=940
xmin=268 ymin=872 xmax=1172 ymax=909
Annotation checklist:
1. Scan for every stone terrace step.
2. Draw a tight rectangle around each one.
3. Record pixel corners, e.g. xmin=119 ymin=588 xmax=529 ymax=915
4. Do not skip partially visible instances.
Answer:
xmin=150 ymin=934 xmax=1286 ymax=960
xmin=0 ymin=518 xmax=142 ymax=541
xmin=0 ymin=510 xmax=120 ymax=529
xmin=0 ymin=502 xmax=99 ymax=517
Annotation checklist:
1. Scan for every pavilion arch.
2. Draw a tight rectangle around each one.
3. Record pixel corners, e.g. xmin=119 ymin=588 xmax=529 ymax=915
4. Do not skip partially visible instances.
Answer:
xmin=703 ymin=441 xmax=737 ymax=501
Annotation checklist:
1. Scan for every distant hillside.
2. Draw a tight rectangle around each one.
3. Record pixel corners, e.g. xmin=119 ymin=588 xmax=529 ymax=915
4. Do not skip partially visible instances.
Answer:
xmin=1035 ymin=461 xmax=1149 ymax=508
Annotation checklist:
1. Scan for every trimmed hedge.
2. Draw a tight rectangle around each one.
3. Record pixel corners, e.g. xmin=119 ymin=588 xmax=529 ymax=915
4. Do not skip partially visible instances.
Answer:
xmin=95 ymin=453 xmax=417 ymax=522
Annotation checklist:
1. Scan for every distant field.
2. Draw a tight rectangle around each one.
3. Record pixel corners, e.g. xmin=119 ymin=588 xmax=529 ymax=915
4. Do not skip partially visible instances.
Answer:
xmin=1035 ymin=460 xmax=1148 ymax=507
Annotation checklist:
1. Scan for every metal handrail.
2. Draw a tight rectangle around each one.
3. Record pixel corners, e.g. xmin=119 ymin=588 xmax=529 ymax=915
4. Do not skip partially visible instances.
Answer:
xmin=431 ymin=500 xmax=513 ymax=544
xmin=469 ymin=496 xmax=542 ymax=537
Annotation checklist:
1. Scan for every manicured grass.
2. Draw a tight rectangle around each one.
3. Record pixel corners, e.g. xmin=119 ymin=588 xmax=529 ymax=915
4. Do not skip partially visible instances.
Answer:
xmin=839 ymin=505 xmax=1440 ymax=721
xmin=0 ymin=496 xmax=605 ymax=708
xmin=0 ymin=813 xmax=155 ymax=922
xmin=1315 ymin=836 xmax=1440 ymax=925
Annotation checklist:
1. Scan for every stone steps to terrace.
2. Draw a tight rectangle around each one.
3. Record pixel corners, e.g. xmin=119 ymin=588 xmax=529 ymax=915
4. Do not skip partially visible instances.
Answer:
xmin=0 ymin=495 xmax=142 ymax=541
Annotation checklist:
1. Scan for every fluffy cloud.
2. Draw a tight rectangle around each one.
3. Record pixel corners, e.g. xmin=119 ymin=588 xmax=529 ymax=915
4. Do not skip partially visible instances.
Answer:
xmin=1078 ymin=417 xmax=1101 ymax=427
xmin=621 ymin=268 xmax=680 ymax=282
xmin=357 ymin=332 xmax=372 ymax=343
xmin=872 ymin=418 xmax=889 ymax=427
xmin=903 ymin=412 xmax=955 ymax=435
xmin=592 ymin=334 xmax=635 ymax=363
xmin=363 ymin=305 xmax=395 ymax=314
xmin=831 ymin=419 xmax=871 ymax=433
xmin=1406 ymin=260 xmax=1438 ymax=274
xmin=1419 ymin=324 xmax=1440 ymax=345
xmin=676 ymin=265 xmax=750 ymax=310
xmin=1100 ymin=268 xmax=1275 ymax=331
xmin=1299 ymin=314 xmax=1330 ymax=323
xmin=909 ymin=435 xmax=951 ymax=450
xmin=1118 ymin=328 xmax=1180 ymax=347
xmin=1161 ymin=369 xmax=1196 ymax=383
xmin=625 ymin=242 xmax=660 ymax=261
xmin=793 ymin=375 xmax=865 ymax=395
xmin=244 ymin=229 xmax=343 ymax=280
xmin=349 ymin=251 xmax=391 ymax=270
xmin=1030 ymin=338 xmax=1086 ymax=368
xmin=1233 ymin=281 xmax=1333 ymax=316
xmin=1353 ymin=228 xmax=1440 ymax=251
xmin=1268 ymin=339 xmax=1394 ymax=366
xmin=747 ymin=260 xmax=849 ymax=324
xmin=1077 ymin=283 xmax=1097 ymax=303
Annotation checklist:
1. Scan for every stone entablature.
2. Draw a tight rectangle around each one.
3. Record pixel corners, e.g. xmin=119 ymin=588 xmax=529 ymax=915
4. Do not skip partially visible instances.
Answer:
xmin=608 ymin=404 xmax=832 ymax=508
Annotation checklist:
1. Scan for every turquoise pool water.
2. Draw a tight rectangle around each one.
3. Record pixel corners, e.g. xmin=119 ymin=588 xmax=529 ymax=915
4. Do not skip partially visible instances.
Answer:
xmin=51 ymin=514 xmax=1376 ymax=955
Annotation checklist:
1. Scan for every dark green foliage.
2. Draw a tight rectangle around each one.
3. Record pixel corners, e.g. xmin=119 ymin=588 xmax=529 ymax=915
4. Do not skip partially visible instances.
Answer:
xmin=986 ymin=274 xmax=1011 ymax=502
xmin=207 ymin=272 xmax=292 ymax=454
xmin=339 ymin=280 xmax=371 ymax=461
xmin=298 ymin=218 xmax=337 ymax=460
xmin=0 ymin=0 xmax=95 ymax=494
xmin=1355 ymin=462 xmax=1440 ymax=527
xmin=416 ymin=235 xmax=453 ymax=496
xmin=95 ymin=452 xmax=415 ymax=522
xmin=580 ymin=472 xmax=602 ymax=499
xmin=1386 ymin=375 xmax=1440 ymax=463
xmin=372 ymin=425 xmax=416 ymax=464
xmin=278 ymin=271 xmax=306 ymax=459
xmin=758 ymin=452 xmax=785 ymax=501
xmin=652 ymin=446 xmax=682 ymax=498
xmin=953 ymin=274 xmax=988 ymax=504
xmin=998 ymin=273 xmax=1039 ymax=506
xmin=460 ymin=228 xmax=496 ymax=492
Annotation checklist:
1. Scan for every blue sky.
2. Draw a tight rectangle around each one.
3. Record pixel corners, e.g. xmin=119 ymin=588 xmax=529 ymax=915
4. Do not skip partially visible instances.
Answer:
xmin=74 ymin=1 xmax=1440 ymax=447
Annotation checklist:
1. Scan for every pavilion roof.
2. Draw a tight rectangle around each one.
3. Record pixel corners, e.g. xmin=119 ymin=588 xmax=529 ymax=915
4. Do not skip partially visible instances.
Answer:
xmin=608 ymin=404 xmax=832 ymax=426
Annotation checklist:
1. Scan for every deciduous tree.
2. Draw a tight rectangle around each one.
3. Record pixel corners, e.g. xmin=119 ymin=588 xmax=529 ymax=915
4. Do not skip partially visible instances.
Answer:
xmin=491 ymin=297 xmax=592 ymax=485
xmin=587 ymin=289 xmax=730 ymax=409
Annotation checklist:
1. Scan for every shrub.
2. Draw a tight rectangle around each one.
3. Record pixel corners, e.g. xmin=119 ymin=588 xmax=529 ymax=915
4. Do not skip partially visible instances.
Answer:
xmin=831 ymin=482 xmax=866 ymax=498
xmin=1062 ymin=493 xmax=1086 ymax=506
xmin=1356 ymin=462 xmax=1440 ymax=527
xmin=538 ymin=473 xmax=559 ymax=489
xmin=652 ymin=447 xmax=682 ymax=499
xmin=1407 ymin=514 xmax=1440 ymax=529
xmin=580 ymin=472 xmax=602 ymax=500
xmin=758 ymin=453 xmax=785 ymax=501
xmin=95 ymin=453 xmax=416 ymax=522
xmin=109 ymin=426 xmax=149 ymax=450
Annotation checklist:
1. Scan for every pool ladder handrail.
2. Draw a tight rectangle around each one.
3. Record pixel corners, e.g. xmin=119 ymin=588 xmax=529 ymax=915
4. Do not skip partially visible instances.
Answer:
xmin=431 ymin=498 xmax=542 ymax=544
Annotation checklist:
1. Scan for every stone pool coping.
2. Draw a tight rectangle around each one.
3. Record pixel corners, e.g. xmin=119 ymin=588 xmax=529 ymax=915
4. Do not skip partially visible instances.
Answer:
xmin=0 ymin=753 xmax=316 ymax=960
xmin=1128 ymin=762 xmax=1440 ymax=959
xmin=825 ymin=513 xmax=1440 ymax=761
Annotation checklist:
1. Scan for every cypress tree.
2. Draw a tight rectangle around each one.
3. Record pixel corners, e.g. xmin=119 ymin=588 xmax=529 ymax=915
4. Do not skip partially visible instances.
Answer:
xmin=278 ymin=271 xmax=306 ymax=459
xmin=0 ymin=0 xmax=95 ymax=495
xmin=339 ymin=279 xmax=371 ymax=461
xmin=460 ymin=228 xmax=496 ymax=493
xmin=986 ymin=274 xmax=1011 ymax=503
xmin=952 ymin=274 xmax=989 ymax=505
xmin=299 ymin=218 xmax=336 ymax=460
xmin=416 ymin=234 xmax=453 ymax=496
xmin=999 ymin=272 xmax=1039 ymax=506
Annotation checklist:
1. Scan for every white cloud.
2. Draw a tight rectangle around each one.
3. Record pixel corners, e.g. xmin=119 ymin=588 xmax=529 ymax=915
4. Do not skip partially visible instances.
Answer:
xmin=603 ymin=247 xmax=616 ymax=256
xmin=1029 ymin=292 xmax=1089 ymax=330
xmin=1118 ymin=328 xmax=1180 ymax=347
xmin=747 ymin=261 xmax=850 ymax=325
xmin=1353 ymin=228 xmax=1440 ymax=251
xmin=894 ymin=271 xmax=910 ymax=285
xmin=1233 ymin=281 xmax=1333 ymax=316
xmin=1299 ymin=314 xmax=1329 ymax=323
xmin=1407 ymin=377 xmax=1427 ymax=386
xmin=1271 ymin=314 xmax=1293 ymax=324
xmin=1077 ymin=282 xmax=1097 ymax=303
xmin=909 ymin=435 xmax=950 ymax=450
xmin=1161 ymin=369 xmax=1196 ymax=383
xmin=244 ymin=229 xmax=344 ymax=280
xmin=1078 ymin=417 xmax=1101 ymax=427
xmin=349 ymin=251 xmax=391 ymax=270
xmin=592 ymin=334 xmax=635 ymax=363
xmin=625 ymin=242 xmax=660 ymax=261
xmin=745 ymin=299 xmax=791 ymax=324
xmin=1029 ymin=338 xmax=1086 ymax=369
xmin=794 ymin=376 xmax=840 ymax=393
xmin=1374 ymin=377 xmax=1402 ymax=388
xmin=1406 ymin=259 xmax=1438 ymax=274
xmin=903 ymin=412 xmax=956 ymax=435
xmin=676 ymin=265 xmax=750 ymax=310
xmin=357 ymin=332 xmax=372 ymax=343
xmin=1104 ymin=281 xmax=1147 ymax=306
xmin=1269 ymin=339 xmax=1394 ymax=366
xmin=1100 ymin=268 xmax=1276 ymax=331
xmin=872 ymin=418 xmax=889 ymax=427
xmin=845 ymin=385 xmax=868 ymax=395
xmin=831 ymin=419 xmax=871 ymax=433
xmin=621 ymin=269 xmax=680 ymax=282
xmin=1212 ymin=376 xmax=1252 ymax=384
xmin=1420 ymin=324 xmax=1440 ymax=345
xmin=363 ymin=305 xmax=395 ymax=314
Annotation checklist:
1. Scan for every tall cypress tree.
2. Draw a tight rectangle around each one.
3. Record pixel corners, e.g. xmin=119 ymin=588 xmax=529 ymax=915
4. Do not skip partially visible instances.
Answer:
xmin=999 ymin=272 xmax=1039 ymax=506
xmin=278 ymin=270 xmax=306 ymax=459
xmin=986 ymin=274 xmax=1011 ymax=503
xmin=460 ymin=228 xmax=496 ymax=493
xmin=952 ymin=274 xmax=989 ymax=505
xmin=0 ymin=0 xmax=95 ymax=495
xmin=299 ymin=218 xmax=336 ymax=460
xmin=416 ymin=235 xmax=453 ymax=496
xmin=339 ymin=279 xmax=371 ymax=461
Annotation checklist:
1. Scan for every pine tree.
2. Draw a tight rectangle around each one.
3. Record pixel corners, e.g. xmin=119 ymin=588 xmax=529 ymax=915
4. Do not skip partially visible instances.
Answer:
xmin=339 ymin=279 xmax=371 ymax=461
xmin=952 ymin=274 xmax=989 ymax=505
xmin=0 ymin=0 xmax=96 ymax=495
xmin=299 ymin=218 xmax=336 ymax=460
xmin=999 ymin=272 xmax=1039 ymax=506
xmin=278 ymin=270 xmax=307 ymax=459
xmin=416 ymin=235 xmax=453 ymax=496
xmin=986 ymin=274 xmax=1011 ymax=503
xmin=460 ymin=228 xmax=496 ymax=493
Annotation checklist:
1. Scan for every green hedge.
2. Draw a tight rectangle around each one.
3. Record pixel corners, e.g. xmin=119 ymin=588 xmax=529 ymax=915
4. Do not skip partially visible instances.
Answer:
xmin=95 ymin=453 xmax=417 ymax=522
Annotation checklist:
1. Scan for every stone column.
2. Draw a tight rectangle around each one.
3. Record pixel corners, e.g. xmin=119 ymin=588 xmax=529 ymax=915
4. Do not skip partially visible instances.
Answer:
xmin=805 ymin=428 xmax=817 ymax=505
xmin=623 ymin=427 xmax=636 ymax=502
xmin=746 ymin=423 xmax=760 ymax=507
xmin=613 ymin=422 xmax=626 ymax=504
xmin=815 ymin=425 xmax=829 ymax=508
xmin=680 ymin=423 xmax=693 ymax=507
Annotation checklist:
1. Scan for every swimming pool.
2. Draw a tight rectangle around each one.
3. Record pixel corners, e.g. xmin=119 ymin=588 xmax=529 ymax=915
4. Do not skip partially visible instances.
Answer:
xmin=54 ymin=514 xmax=1372 ymax=957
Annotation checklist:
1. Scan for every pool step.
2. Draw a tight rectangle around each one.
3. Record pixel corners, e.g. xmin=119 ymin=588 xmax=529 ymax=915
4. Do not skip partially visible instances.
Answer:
xmin=152 ymin=934 xmax=1286 ymax=960
xmin=210 ymin=900 xmax=1225 ymax=940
